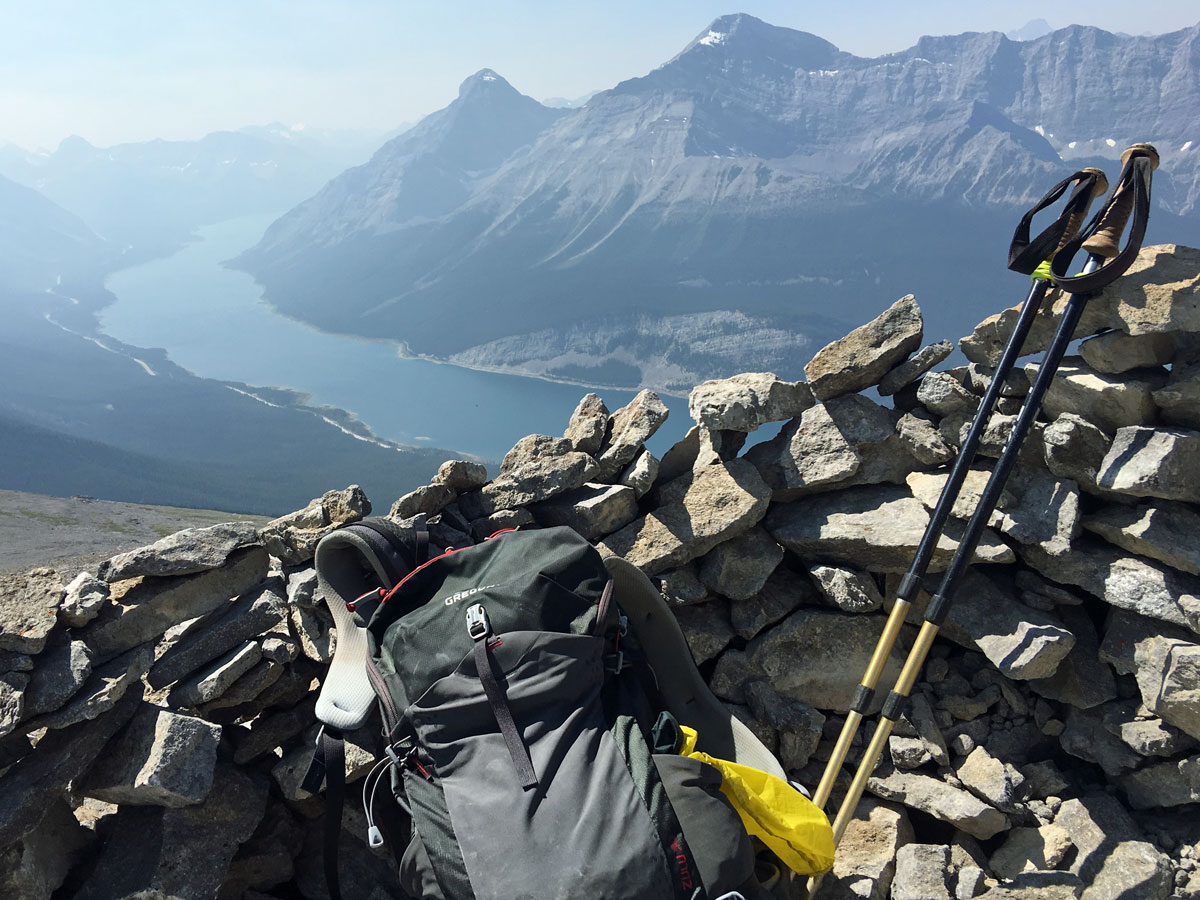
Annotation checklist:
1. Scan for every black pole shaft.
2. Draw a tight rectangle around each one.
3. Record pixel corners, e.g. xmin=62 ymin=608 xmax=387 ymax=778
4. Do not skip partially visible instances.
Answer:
xmin=895 ymin=278 xmax=1050 ymax=603
xmin=924 ymin=286 xmax=1089 ymax=625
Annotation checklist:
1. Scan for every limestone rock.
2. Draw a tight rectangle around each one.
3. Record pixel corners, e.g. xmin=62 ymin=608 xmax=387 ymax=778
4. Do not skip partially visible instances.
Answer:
xmin=598 ymin=459 xmax=771 ymax=576
xmin=657 ymin=426 xmax=700 ymax=484
xmin=960 ymin=245 xmax=1200 ymax=366
xmin=918 ymin=371 xmax=979 ymax=418
xmin=804 ymin=294 xmax=924 ymax=400
xmin=26 ymin=643 xmax=153 ymax=730
xmin=167 ymin=640 xmax=263 ymax=709
xmin=907 ymin=466 xmax=1006 ymax=522
xmin=1083 ymin=500 xmax=1200 ymax=576
xmin=891 ymin=843 xmax=952 ymax=900
xmin=867 ymin=767 xmax=1009 ymax=839
xmin=688 ymin=372 xmax=814 ymax=432
xmin=619 ymin=449 xmax=659 ymax=499
xmin=72 ymin=762 xmax=268 ymax=900
xmin=656 ymin=563 xmax=710 ymax=608
xmin=389 ymin=482 xmax=454 ymax=520
xmin=1060 ymin=705 xmax=1143 ymax=776
xmin=1028 ymin=357 xmax=1164 ymax=436
xmin=1042 ymin=413 xmax=1111 ymax=491
xmin=200 ymin=659 xmax=284 ymax=714
xmin=1119 ymin=754 xmax=1200 ymax=808
xmin=767 ymin=484 xmax=1015 ymax=574
xmin=1134 ymin=636 xmax=1200 ymax=740
xmin=231 ymin=695 xmax=317 ymax=765
xmin=744 ymin=681 xmax=825 ymax=771
xmin=82 ymin=705 xmax=222 ymax=806
xmin=1052 ymin=794 xmax=1140 ymax=880
xmin=595 ymin=390 xmax=669 ymax=480
xmin=744 ymin=609 xmax=908 ymax=713
xmin=963 ymin=362 xmax=1032 ymax=398
xmin=988 ymin=466 xmax=1080 ymax=557
xmin=0 ymin=672 xmax=27 ymax=738
xmin=1079 ymin=330 xmax=1175 ymax=374
xmin=879 ymin=340 xmax=954 ymax=396
xmin=1096 ymin=425 xmax=1200 ymax=503
xmin=0 ymin=799 xmax=93 ymax=900
xmin=259 ymin=486 xmax=369 ymax=564
xmin=469 ymin=507 xmax=535 ymax=540
xmin=530 ymin=482 xmax=638 ymax=541
xmin=674 ymin=601 xmax=734 ymax=666
xmin=469 ymin=434 xmax=599 ymax=515
xmin=729 ymin=567 xmax=817 ymax=640
xmin=433 ymin=459 xmax=488 ymax=492
xmin=747 ymin=394 xmax=918 ymax=501
xmin=221 ymin=800 xmax=304 ymax=896
xmin=818 ymin=797 xmax=913 ymax=900
xmin=1153 ymin=361 xmax=1200 ymax=430
xmin=563 ymin=393 xmax=609 ymax=455
xmin=21 ymin=637 xmax=93 ymax=719
xmin=1019 ymin=539 xmax=1200 ymax=634
xmin=60 ymin=572 xmax=109 ymax=627
xmin=0 ymin=567 xmax=64 ymax=655
xmin=1026 ymin=605 xmax=1116 ymax=709
xmin=698 ymin=526 xmax=784 ymax=601
xmin=289 ymin=602 xmax=335 ymax=663
xmin=1101 ymin=606 xmax=1176 ymax=675
xmin=957 ymin=746 xmax=1027 ymax=811
xmin=975 ymin=872 xmax=1083 ymax=900
xmin=148 ymin=581 xmax=286 ymax=689
xmin=99 ymin=523 xmax=260 ymax=582
xmin=895 ymin=413 xmax=955 ymax=466
xmin=285 ymin=566 xmax=319 ymax=609
xmin=989 ymin=824 xmax=1073 ymax=879
xmin=0 ymin=683 xmax=143 ymax=848
xmin=81 ymin=547 xmax=269 ymax=662
xmin=1101 ymin=699 xmax=1197 ymax=759
xmin=808 ymin=565 xmax=883 ymax=613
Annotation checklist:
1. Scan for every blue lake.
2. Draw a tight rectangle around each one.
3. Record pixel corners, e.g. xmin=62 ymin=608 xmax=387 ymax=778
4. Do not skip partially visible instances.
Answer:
xmin=101 ymin=214 xmax=690 ymax=463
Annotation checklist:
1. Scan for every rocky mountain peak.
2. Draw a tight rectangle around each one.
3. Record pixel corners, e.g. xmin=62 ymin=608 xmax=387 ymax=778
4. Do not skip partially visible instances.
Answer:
xmin=457 ymin=67 xmax=519 ymax=100
xmin=678 ymin=13 xmax=842 ymax=71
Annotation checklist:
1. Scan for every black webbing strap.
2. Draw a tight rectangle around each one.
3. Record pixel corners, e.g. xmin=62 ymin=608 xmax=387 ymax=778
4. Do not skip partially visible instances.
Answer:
xmin=1051 ymin=150 xmax=1155 ymax=294
xmin=300 ymin=727 xmax=346 ymax=900
xmin=467 ymin=605 xmax=538 ymax=790
xmin=349 ymin=513 xmax=430 ymax=588
xmin=1008 ymin=170 xmax=1103 ymax=274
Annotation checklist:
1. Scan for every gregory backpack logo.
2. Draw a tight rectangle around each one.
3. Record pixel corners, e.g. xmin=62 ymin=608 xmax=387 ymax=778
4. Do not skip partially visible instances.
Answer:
xmin=441 ymin=585 xmax=497 ymax=606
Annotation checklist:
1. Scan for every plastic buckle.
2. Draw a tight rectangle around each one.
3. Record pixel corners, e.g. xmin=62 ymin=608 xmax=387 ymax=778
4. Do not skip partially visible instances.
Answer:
xmin=465 ymin=603 xmax=490 ymax=641
xmin=606 ymin=650 xmax=626 ymax=674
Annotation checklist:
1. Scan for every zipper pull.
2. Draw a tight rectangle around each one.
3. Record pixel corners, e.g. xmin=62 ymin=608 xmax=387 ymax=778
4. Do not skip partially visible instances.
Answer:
xmin=466 ymin=603 xmax=490 ymax=642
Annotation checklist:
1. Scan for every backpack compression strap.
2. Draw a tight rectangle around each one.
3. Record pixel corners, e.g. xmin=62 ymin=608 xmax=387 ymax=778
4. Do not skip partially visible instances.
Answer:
xmin=303 ymin=515 xmax=428 ymax=900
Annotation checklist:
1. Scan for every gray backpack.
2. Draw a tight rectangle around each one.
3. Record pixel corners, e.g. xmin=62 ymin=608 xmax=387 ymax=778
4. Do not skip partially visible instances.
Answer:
xmin=312 ymin=522 xmax=794 ymax=900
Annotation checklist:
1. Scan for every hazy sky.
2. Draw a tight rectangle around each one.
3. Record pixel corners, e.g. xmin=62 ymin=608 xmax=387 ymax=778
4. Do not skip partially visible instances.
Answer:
xmin=2 ymin=0 xmax=1197 ymax=150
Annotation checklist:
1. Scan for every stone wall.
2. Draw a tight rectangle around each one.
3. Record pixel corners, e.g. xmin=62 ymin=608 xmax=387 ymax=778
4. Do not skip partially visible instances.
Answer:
xmin=2 ymin=244 xmax=1199 ymax=900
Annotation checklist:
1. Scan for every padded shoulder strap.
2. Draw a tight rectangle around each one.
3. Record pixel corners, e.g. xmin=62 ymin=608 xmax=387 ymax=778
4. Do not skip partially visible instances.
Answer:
xmin=313 ymin=515 xmax=428 ymax=731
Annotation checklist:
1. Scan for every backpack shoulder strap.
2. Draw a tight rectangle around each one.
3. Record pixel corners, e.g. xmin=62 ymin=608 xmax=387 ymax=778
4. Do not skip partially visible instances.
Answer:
xmin=304 ymin=515 xmax=428 ymax=900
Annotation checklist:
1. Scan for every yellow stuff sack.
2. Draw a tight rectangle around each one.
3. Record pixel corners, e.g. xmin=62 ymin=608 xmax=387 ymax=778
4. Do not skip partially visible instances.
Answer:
xmin=678 ymin=725 xmax=835 ymax=875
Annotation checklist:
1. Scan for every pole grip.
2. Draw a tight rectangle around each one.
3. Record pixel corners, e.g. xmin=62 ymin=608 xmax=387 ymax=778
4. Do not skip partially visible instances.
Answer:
xmin=1055 ymin=167 xmax=1108 ymax=255
xmin=1082 ymin=145 xmax=1159 ymax=258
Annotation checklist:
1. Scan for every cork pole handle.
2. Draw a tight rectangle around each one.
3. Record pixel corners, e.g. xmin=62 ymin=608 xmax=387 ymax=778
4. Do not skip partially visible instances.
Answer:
xmin=1055 ymin=167 xmax=1108 ymax=256
xmin=1082 ymin=144 xmax=1159 ymax=258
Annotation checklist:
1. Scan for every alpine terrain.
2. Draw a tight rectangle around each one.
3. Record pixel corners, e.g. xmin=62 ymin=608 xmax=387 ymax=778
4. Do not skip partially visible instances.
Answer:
xmin=237 ymin=14 xmax=1200 ymax=392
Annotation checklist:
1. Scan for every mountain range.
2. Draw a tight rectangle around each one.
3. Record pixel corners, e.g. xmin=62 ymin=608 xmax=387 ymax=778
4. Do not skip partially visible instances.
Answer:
xmin=236 ymin=14 xmax=1200 ymax=393
xmin=0 ymin=125 xmax=367 ymax=262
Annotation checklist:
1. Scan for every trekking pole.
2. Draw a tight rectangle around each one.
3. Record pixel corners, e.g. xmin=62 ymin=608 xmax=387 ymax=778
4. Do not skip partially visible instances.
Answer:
xmin=807 ymin=166 xmax=1108 ymax=821
xmin=809 ymin=143 xmax=1157 ymax=895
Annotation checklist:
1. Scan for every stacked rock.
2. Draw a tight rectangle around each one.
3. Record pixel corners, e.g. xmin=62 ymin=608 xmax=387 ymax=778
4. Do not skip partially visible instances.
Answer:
xmin=0 ymin=244 xmax=1198 ymax=900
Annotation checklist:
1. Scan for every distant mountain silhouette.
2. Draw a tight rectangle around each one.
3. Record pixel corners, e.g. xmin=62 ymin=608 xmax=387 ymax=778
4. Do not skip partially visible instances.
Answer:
xmin=0 ymin=173 xmax=107 ymax=289
xmin=237 ymin=15 xmax=1200 ymax=391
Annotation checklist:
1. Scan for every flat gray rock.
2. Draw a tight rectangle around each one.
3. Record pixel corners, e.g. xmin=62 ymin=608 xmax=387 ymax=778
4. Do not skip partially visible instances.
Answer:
xmin=1082 ymin=500 xmax=1200 ymax=576
xmin=867 ymin=767 xmax=1009 ymax=839
xmin=167 ymin=640 xmax=263 ymax=709
xmin=819 ymin=798 xmax=913 ymax=900
xmin=0 ymin=567 xmax=64 ymax=655
xmin=25 ymin=643 xmax=153 ymax=731
xmin=147 ymin=580 xmax=286 ymax=689
xmin=595 ymin=390 xmax=669 ymax=480
xmin=698 ymin=526 xmax=784 ymax=601
xmin=619 ymin=449 xmax=660 ymax=499
xmin=804 ymin=294 xmax=924 ymax=401
xmin=1134 ymin=635 xmax=1200 ymax=740
xmin=688 ymin=372 xmax=814 ymax=431
xmin=1119 ymin=754 xmax=1200 ymax=809
xmin=891 ymin=843 xmax=952 ymax=900
xmin=1042 ymin=413 xmax=1111 ymax=491
xmin=807 ymin=564 xmax=883 ymax=613
xmin=468 ymin=434 xmax=599 ymax=515
xmin=879 ymin=340 xmax=954 ymax=396
xmin=1096 ymin=425 xmax=1200 ymax=503
xmin=98 ymin=522 xmax=261 ymax=582
xmin=1153 ymin=361 xmax=1200 ymax=430
xmin=766 ymin=483 xmax=1014 ymax=574
xmin=599 ymin=459 xmax=771 ymax=576
xmin=1027 ymin=357 xmax=1164 ymax=436
xmin=21 ymin=637 xmax=93 ymax=719
xmin=1079 ymin=330 xmax=1174 ymax=374
xmin=81 ymin=546 xmax=269 ymax=662
xmin=531 ymin=482 xmax=638 ymax=541
xmin=82 ymin=704 xmax=222 ymax=807
xmin=60 ymin=571 xmax=109 ymax=627
xmin=0 ymin=683 xmax=143 ymax=848
xmin=729 ymin=567 xmax=816 ymax=640
xmin=562 ymin=393 xmax=609 ymax=455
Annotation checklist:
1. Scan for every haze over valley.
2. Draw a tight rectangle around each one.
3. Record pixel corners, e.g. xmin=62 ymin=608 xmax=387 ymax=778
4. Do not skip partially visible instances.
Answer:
xmin=3 ymin=8 xmax=1198 ymax=515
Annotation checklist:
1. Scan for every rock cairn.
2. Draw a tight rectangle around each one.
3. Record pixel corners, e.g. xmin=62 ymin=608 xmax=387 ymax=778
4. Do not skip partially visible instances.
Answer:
xmin=1 ymin=244 xmax=1199 ymax=900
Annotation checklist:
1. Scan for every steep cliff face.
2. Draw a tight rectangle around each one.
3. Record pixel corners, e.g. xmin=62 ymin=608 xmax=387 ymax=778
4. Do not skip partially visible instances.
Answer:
xmin=2 ymin=245 xmax=1199 ymax=900
xmin=236 ymin=16 xmax=1200 ymax=391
